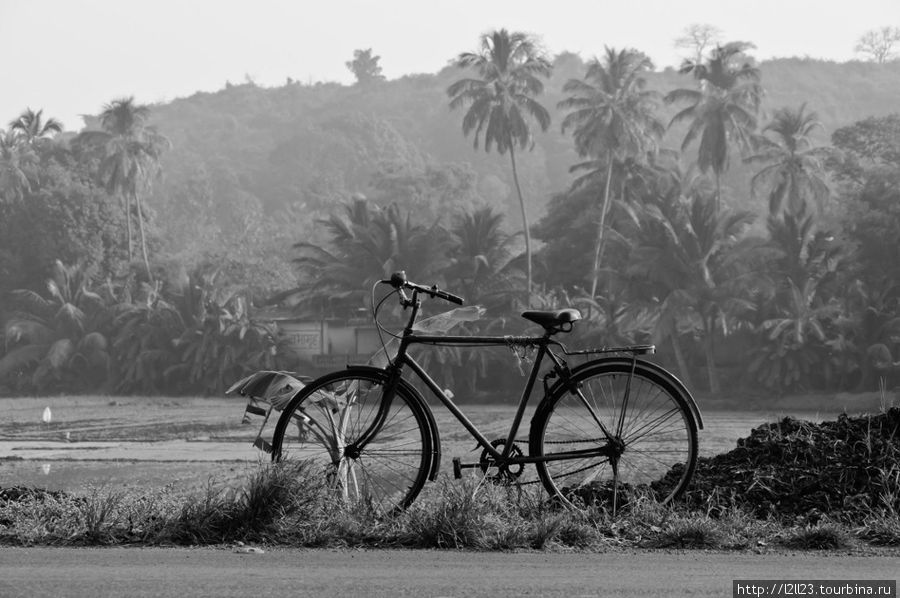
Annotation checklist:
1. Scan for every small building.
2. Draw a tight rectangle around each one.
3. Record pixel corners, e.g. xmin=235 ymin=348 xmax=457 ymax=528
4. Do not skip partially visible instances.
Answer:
xmin=256 ymin=306 xmax=385 ymax=375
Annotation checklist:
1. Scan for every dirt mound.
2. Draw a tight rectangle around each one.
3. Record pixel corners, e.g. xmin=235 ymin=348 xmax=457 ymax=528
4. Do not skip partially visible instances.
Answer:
xmin=0 ymin=486 xmax=72 ymax=502
xmin=681 ymin=408 xmax=900 ymax=522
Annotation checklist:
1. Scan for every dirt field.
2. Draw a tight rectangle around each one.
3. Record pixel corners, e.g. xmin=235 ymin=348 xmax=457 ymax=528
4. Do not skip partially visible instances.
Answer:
xmin=0 ymin=392 xmax=891 ymax=493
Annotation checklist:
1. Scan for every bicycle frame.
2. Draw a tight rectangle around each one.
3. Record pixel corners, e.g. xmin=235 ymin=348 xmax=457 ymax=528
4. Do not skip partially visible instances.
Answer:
xmin=351 ymin=288 xmax=635 ymax=466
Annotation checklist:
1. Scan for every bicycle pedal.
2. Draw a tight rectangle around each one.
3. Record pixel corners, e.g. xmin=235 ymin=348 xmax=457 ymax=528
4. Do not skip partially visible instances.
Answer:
xmin=452 ymin=457 xmax=479 ymax=479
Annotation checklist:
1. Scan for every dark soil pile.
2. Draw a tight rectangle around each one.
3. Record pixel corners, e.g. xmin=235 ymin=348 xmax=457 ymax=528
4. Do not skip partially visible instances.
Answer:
xmin=0 ymin=486 xmax=71 ymax=502
xmin=681 ymin=408 xmax=900 ymax=522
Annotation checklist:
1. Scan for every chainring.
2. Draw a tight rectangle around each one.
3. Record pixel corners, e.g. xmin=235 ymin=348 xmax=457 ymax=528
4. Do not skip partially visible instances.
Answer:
xmin=479 ymin=439 xmax=525 ymax=484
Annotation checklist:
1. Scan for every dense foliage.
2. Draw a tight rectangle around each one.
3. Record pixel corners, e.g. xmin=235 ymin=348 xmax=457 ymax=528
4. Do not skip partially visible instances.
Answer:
xmin=2 ymin=38 xmax=900 ymax=396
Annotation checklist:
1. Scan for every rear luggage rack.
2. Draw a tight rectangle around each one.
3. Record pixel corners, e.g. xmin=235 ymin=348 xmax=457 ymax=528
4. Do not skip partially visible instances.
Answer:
xmin=563 ymin=344 xmax=655 ymax=356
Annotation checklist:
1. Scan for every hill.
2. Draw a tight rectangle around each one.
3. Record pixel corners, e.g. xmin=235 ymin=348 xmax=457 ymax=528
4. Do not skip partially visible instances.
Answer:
xmin=133 ymin=56 xmax=900 ymax=274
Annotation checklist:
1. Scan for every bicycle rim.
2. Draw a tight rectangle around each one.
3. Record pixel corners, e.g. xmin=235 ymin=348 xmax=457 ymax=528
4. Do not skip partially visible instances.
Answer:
xmin=532 ymin=363 xmax=698 ymax=508
xmin=272 ymin=370 xmax=432 ymax=514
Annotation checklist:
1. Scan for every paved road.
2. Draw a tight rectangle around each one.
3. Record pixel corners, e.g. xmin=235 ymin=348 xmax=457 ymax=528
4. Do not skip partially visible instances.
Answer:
xmin=0 ymin=547 xmax=896 ymax=598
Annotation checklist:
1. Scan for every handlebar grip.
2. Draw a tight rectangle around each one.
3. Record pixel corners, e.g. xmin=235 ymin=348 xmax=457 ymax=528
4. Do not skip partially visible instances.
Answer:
xmin=434 ymin=289 xmax=464 ymax=305
xmin=383 ymin=271 xmax=464 ymax=305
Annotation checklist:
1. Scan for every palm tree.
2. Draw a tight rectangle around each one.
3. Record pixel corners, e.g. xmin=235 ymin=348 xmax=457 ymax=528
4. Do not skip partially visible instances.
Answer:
xmin=746 ymin=203 xmax=848 ymax=391
xmin=664 ymin=42 xmax=763 ymax=210
xmin=8 ymin=108 xmax=63 ymax=147
xmin=0 ymin=130 xmax=32 ymax=201
xmin=446 ymin=206 xmax=524 ymax=310
xmin=292 ymin=197 xmax=452 ymax=316
xmin=750 ymin=277 xmax=840 ymax=391
xmin=447 ymin=29 xmax=552 ymax=306
xmin=166 ymin=268 xmax=280 ymax=395
xmin=0 ymin=261 xmax=112 ymax=392
xmin=77 ymin=97 xmax=169 ymax=280
xmin=745 ymin=103 xmax=830 ymax=218
xmin=558 ymin=48 xmax=664 ymax=299
xmin=629 ymin=172 xmax=758 ymax=393
xmin=765 ymin=204 xmax=844 ymax=291
xmin=110 ymin=291 xmax=184 ymax=395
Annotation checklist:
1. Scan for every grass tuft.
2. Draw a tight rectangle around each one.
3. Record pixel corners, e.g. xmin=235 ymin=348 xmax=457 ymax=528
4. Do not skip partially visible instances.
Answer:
xmin=780 ymin=523 xmax=851 ymax=550
xmin=161 ymin=460 xmax=327 ymax=544
xmin=855 ymin=512 xmax=900 ymax=546
xmin=643 ymin=516 xmax=725 ymax=549
xmin=401 ymin=477 xmax=504 ymax=549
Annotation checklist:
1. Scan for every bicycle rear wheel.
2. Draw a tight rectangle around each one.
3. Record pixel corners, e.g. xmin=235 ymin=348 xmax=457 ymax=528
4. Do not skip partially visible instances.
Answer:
xmin=530 ymin=360 xmax=698 ymax=509
xmin=271 ymin=368 xmax=433 ymax=514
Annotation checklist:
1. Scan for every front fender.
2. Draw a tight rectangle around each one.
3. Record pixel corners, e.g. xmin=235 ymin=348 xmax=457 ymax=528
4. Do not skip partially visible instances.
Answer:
xmin=345 ymin=364 xmax=442 ymax=480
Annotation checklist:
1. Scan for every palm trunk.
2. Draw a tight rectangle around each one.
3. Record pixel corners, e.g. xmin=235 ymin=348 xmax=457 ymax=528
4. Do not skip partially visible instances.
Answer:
xmin=589 ymin=160 xmax=614 ymax=299
xmin=702 ymin=313 xmax=721 ymax=394
xmin=509 ymin=145 xmax=532 ymax=307
xmin=714 ymin=170 xmax=722 ymax=212
xmin=124 ymin=192 xmax=134 ymax=262
xmin=134 ymin=190 xmax=153 ymax=282
xmin=670 ymin=327 xmax=695 ymax=391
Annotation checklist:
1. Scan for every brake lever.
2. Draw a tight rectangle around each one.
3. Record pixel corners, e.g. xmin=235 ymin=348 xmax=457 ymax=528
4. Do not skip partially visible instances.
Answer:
xmin=398 ymin=287 xmax=412 ymax=309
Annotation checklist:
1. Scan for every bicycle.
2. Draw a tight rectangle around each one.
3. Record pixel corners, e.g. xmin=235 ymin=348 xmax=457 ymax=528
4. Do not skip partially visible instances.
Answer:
xmin=263 ymin=272 xmax=703 ymax=514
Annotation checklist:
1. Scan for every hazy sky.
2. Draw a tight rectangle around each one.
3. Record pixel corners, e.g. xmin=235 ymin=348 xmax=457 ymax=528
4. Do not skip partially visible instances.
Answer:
xmin=2 ymin=0 xmax=897 ymax=130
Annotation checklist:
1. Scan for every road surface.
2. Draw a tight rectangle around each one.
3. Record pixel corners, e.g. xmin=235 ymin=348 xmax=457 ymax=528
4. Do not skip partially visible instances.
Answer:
xmin=0 ymin=547 xmax=896 ymax=598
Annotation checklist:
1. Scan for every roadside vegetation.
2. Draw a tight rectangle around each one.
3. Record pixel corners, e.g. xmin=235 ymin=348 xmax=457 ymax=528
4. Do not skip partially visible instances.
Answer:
xmin=2 ymin=25 xmax=900 ymax=553
xmin=2 ymin=409 xmax=898 ymax=551
xmin=3 ymin=30 xmax=900 ymax=400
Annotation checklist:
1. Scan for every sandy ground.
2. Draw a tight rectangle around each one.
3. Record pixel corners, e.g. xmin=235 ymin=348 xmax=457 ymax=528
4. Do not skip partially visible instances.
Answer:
xmin=0 ymin=393 xmax=890 ymax=493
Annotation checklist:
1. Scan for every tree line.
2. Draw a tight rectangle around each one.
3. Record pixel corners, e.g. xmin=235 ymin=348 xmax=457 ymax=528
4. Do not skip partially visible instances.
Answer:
xmin=1 ymin=29 xmax=899 ymax=397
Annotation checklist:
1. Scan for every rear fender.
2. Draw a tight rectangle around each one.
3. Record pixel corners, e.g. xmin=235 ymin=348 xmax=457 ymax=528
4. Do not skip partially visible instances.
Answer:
xmin=549 ymin=357 xmax=704 ymax=430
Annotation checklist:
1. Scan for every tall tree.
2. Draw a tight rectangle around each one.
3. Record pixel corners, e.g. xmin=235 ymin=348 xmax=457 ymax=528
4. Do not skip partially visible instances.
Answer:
xmin=674 ymin=24 xmax=723 ymax=65
xmin=558 ymin=47 xmax=664 ymax=298
xmin=854 ymin=27 xmax=900 ymax=63
xmin=447 ymin=28 xmax=552 ymax=306
xmin=665 ymin=41 xmax=763 ymax=210
xmin=746 ymin=103 xmax=831 ymax=218
xmin=78 ymin=97 xmax=169 ymax=280
xmin=0 ymin=130 xmax=32 ymax=201
xmin=8 ymin=108 xmax=62 ymax=147
xmin=629 ymin=175 xmax=758 ymax=393
xmin=748 ymin=206 xmax=846 ymax=392
xmin=345 ymin=48 xmax=386 ymax=85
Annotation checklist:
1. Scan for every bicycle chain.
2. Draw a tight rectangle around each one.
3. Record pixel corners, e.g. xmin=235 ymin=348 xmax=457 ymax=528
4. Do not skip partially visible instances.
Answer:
xmin=494 ymin=438 xmax=609 ymax=486
xmin=510 ymin=437 xmax=607 ymax=445
xmin=542 ymin=436 xmax=607 ymax=444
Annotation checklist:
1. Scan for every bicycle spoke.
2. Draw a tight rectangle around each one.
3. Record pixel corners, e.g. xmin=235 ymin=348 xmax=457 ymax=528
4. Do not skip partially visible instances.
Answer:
xmin=534 ymin=363 xmax=697 ymax=507
xmin=272 ymin=370 xmax=432 ymax=515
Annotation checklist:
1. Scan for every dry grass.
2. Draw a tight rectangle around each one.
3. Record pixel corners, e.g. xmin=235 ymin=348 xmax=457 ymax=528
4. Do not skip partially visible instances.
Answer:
xmin=1 ymin=464 xmax=896 ymax=552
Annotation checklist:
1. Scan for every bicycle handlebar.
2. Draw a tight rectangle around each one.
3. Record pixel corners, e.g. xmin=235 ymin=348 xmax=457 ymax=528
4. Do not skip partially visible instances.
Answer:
xmin=382 ymin=271 xmax=464 ymax=305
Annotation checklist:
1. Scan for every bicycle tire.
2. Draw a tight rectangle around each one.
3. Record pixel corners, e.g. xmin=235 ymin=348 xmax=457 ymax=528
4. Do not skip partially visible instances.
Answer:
xmin=530 ymin=359 xmax=698 ymax=509
xmin=271 ymin=367 xmax=434 ymax=514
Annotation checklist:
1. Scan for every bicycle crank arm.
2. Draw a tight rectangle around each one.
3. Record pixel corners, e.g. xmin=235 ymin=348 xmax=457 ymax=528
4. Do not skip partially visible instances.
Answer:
xmin=452 ymin=457 xmax=482 ymax=479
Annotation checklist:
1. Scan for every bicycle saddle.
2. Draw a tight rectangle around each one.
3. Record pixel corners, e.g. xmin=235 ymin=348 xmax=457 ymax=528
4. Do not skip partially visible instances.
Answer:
xmin=521 ymin=308 xmax=582 ymax=330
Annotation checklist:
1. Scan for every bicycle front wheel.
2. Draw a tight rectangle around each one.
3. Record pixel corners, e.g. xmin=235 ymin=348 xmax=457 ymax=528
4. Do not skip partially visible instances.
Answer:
xmin=271 ymin=368 xmax=433 ymax=514
xmin=530 ymin=360 xmax=698 ymax=509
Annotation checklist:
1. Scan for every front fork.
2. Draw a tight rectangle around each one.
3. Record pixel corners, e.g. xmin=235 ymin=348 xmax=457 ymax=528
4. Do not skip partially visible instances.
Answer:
xmin=340 ymin=364 xmax=402 ymax=460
